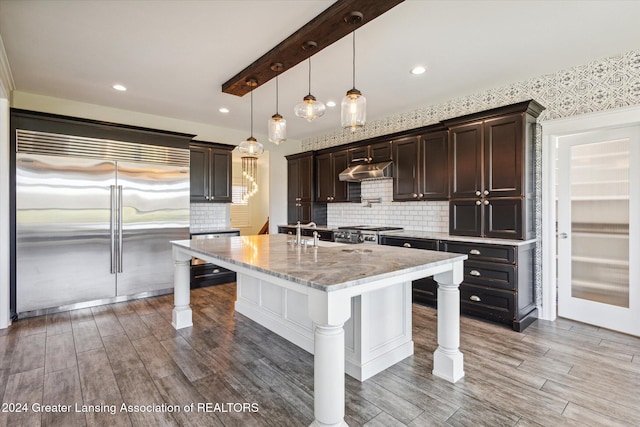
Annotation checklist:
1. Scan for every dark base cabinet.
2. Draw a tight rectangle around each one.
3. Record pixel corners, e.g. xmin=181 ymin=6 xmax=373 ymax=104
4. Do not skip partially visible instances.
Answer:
xmin=380 ymin=235 xmax=537 ymax=332
xmin=190 ymin=231 xmax=239 ymax=288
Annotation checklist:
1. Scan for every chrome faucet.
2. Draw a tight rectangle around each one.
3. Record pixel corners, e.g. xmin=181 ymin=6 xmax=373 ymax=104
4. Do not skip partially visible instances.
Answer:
xmin=295 ymin=221 xmax=317 ymax=246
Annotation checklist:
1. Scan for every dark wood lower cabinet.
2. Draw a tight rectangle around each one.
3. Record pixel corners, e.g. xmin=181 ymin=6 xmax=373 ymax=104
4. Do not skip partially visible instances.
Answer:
xmin=380 ymin=235 xmax=537 ymax=331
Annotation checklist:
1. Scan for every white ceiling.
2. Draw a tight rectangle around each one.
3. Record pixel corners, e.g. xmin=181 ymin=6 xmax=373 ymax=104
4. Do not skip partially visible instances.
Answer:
xmin=1 ymin=0 xmax=639 ymax=143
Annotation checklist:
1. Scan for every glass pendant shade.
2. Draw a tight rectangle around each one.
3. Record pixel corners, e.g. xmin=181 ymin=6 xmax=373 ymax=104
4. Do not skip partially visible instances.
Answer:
xmin=341 ymin=88 xmax=366 ymax=131
xmin=294 ymin=94 xmax=326 ymax=122
xmin=268 ymin=113 xmax=287 ymax=144
xmin=238 ymin=136 xmax=264 ymax=157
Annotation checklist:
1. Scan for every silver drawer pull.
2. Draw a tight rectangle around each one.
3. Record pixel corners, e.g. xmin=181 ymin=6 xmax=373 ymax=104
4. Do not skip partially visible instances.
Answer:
xmin=403 ymin=243 xmax=412 ymax=248
xmin=470 ymin=295 xmax=481 ymax=302
xmin=469 ymin=270 xmax=481 ymax=277
xmin=213 ymin=269 xmax=220 ymax=273
xmin=469 ymin=249 xmax=481 ymax=255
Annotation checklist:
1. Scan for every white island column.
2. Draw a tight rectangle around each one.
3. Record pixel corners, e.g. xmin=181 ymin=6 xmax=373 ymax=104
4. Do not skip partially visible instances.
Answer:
xmin=433 ymin=260 xmax=465 ymax=383
xmin=171 ymin=247 xmax=193 ymax=329
xmin=307 ymin=287 xmax=351 ymax=427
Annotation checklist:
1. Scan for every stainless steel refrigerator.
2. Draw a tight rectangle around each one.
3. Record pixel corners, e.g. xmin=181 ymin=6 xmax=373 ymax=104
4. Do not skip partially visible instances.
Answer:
xmin=15 ymin=130 xmax=190 ymax=316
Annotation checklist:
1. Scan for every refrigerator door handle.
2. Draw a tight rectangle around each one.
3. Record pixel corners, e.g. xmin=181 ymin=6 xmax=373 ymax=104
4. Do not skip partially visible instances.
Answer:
xmin=110 ymin=185 xmax=117 ymax=274
xmin=117 ymin=185 xmax=124 ymax=273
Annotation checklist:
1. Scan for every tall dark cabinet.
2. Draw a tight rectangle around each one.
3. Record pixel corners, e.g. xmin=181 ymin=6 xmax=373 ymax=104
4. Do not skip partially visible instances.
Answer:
xmin=286 ymin=152 xmax=326 ymax=225
xmin=190 ymin=141 xmax=233 ymax=202
xmin=445 ymin=101 xmax=544 ymax=239
xmin=315 ymin=150 xmax=349 ymax=202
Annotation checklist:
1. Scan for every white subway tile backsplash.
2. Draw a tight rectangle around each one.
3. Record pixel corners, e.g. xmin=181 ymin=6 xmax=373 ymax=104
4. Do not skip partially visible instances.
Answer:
xmin=328 ymin=180 xmax=449 ymax=232
xmin=190 ymin=203 xmax=230 ymax=232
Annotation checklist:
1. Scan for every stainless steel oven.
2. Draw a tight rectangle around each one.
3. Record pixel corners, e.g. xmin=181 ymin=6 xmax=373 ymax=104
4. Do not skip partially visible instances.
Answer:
xmin=334 ymin=226 xmax=403 ymax=244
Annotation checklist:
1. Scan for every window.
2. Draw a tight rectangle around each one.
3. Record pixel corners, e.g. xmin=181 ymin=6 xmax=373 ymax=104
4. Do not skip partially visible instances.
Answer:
xmin=230 ymin=177 xmax=250 ymax=227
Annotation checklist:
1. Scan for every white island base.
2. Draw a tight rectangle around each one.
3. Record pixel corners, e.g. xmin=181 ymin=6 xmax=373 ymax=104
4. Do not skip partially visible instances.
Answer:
xmin=235 ymin=273 xmax=413 ymax=382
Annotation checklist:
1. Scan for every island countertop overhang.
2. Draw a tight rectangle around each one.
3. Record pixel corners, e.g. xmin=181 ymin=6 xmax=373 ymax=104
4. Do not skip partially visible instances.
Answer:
xmin=172 ymin=234 xmax=467 ymax=292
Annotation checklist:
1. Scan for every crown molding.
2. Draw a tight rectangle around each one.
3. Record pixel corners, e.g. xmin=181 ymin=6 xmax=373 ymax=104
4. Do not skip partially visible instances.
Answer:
xmin=0 ymin=34 xmax=16 ymax=99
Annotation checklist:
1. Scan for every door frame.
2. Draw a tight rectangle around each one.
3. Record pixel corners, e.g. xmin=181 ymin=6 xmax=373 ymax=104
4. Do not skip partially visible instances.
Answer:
xmin=540 ymin=104 xmax=640 ymax=321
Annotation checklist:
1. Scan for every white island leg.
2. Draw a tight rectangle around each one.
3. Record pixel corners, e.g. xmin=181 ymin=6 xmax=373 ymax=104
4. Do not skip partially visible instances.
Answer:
xmin=308 ymin=288 xmax=351 ymax=427
xmin=172 ymin=247 xmax=193 ymax=329
xmin=433 ymin=260 xmax=465 ymax=383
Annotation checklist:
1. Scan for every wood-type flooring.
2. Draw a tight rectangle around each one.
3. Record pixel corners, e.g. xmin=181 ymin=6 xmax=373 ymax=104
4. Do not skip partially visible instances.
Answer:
xmin=1 ymin=283 xmax=639 ymax=426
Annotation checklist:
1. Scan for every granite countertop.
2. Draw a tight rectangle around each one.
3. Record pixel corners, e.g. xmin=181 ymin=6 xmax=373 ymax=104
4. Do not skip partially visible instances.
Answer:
xmin=379 ymin=230 xmax=537 ymax=246
xmin=173 ymin=234 xmax=466 ymax=292
xmin=190 ymin=228 xmax=240 ymax=235
xmin=278 ymin=224 xmax=335 ymax=232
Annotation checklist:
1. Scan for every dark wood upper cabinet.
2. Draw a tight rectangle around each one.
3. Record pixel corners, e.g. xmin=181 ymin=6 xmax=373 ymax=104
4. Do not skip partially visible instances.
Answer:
xmin=348 ymin=141 xmax=391 ymax=165
xmin=393 ymin=130 xmax=448 ymax=201
xmin=444 ymin=100 xmax=544 ymax=239
xmin=392 ymin=135 xmax=420 ymax=201
xmin=316 ymin=149 xmax=351 ymax=202
xmin=190 ymin=142 xmax=232 ymax=202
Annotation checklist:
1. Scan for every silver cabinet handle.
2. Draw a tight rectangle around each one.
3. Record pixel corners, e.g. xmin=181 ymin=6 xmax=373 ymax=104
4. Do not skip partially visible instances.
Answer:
xmin=412 ymin=193 xmax=418 ymax=198
xmin=210 ymin=195 xmax=215 ymax=200
xmin=470 ymin=295 xmax=481 ymax=302
xmin=470 ymin=270 xmax=481 ymax=277
xmin=403 ymin=243 xmax=412 ymax=248
xmin=483 ymin=190 xmax=489 ymax=196
xmin=368 ymin=157 xmax=373 ymax=162
xmin=483 ymin=200 xmax=489 ymax=205
xmin=475 ymin=200 xmax=481 ymax=205
xmin=469 ymin=249 xmax=481 ymax=255
xmin=475 ymin=190 xmax=482 ymax=196
xmin=558 ymin=232 xmax=568 ymax=239
xmin=213 ymin=269 xmax=220 ymax=273
xmin=418 ymin=193 xmax=424 ymax=198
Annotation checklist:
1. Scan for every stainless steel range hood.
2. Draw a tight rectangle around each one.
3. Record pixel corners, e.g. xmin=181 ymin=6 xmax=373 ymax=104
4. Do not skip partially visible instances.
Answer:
xmin=338 ymin=161 xmax=393 ymax=182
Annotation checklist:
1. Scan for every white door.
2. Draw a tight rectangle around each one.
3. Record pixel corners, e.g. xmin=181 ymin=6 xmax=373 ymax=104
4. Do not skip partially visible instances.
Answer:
xmin=557 ymin=125 xmax=639 ymax=336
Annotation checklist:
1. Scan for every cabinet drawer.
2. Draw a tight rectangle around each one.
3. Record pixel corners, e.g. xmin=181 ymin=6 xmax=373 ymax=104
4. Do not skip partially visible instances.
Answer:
xmin=460 ymin=284 xmax=515 ymax=324
xmin=464 ymin=261 xmax=516 ymax=291
xmin=191 ymin=264 xmax=236 ymax=288
xmin=440 ymin=241 xmax=515 ymax=264
xmin=380 ymin=236 xmax=438 ymax=250
xmin=302 ymin=228 xmax=334 ymax=241
xmin=412 ymin=277 xmax=437 ymax=306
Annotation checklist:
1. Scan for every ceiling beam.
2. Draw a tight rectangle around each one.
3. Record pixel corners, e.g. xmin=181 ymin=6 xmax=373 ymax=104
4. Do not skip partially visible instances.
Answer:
xmin=221 ymin=0 xmax=405 ymax=97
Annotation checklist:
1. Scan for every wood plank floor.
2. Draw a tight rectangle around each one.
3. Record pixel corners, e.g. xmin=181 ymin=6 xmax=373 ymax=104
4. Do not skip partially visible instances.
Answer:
xmin=1 ymin=283 xmax=639 ymax=426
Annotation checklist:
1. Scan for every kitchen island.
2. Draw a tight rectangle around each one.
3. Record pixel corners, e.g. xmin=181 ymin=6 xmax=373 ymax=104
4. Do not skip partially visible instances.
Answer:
xmin=171 ymin=234 xmax=466 ymax=427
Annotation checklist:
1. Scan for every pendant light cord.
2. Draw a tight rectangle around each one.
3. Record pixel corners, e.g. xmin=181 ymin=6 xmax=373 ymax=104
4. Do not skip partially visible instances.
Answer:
xmin=250 ymin=87 xmax=254 ymax=137
xmin=275 ymin=72 xmax=279 ymax=114
xmin=308 ymin=57 xmax=312 ymax=96
xmin=352 ymin=31 xmax=356 ymax=89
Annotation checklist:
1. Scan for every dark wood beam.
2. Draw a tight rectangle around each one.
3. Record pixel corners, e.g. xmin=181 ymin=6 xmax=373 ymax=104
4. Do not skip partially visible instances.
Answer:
xmin=221 ymin=0 xmax=405 ymax=96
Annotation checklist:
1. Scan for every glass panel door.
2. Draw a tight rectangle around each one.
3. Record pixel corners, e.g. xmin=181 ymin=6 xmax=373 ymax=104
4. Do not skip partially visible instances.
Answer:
xmin=557 ymin=125 xmax=639 ymax=336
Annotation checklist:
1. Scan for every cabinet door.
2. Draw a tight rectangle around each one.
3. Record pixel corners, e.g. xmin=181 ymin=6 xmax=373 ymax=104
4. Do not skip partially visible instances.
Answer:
xmin=331 ymin=150 xmax=349 ymax=202
xmin=298 ymin=155 xmax=313 ymax=202
xmin=449 ymin=199 xmax=482 ymax=237
xmin=392 ymin=136 xmax=420 ymax=201
xmin=315 ymin=153 xmax=333 ymax=202
xmin=348 ymin=146 xmax=369 ymax=164
xmin=370 ymin=141 xmax=392 ymax=162
xmin=450 ymin=123 xmax=483 ymax=198
xmin=420 ymin=131 xmax=449 ymax=200
xmin=190 ymin=145 xmax=209 ymax=202
xmin=298 ymin=202 xmax=313 ymax=224
xmin=210 ymin=148 xmax=232 ymax=202
xmin=484 ymin=197 xmax=523 ymax=239
xmin=287 ymin=159 xmax=300 ymax=202
xmin=484 ymin=114 xmax=523 ymax=198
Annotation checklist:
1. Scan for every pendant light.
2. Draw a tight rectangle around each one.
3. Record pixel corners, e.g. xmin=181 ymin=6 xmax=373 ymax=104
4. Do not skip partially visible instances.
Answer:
xmin=341 ymin=11 xmax=366 ymax=132
xmin=268 ymin=63 xmax=287 ymax=144
xmin=294 ymin=41 xmax=325 ymax=122
xmin=238 ymin=78 xmax=263 ymax=202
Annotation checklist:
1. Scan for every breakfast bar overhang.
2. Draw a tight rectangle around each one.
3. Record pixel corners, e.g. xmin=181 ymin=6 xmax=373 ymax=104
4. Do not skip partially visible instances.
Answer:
xmin=171 ymin=234 xmax=466 ymax=427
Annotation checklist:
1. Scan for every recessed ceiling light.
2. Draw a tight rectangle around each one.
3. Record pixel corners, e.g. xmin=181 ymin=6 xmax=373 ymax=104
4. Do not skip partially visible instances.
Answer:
xmin=410 ymin=66 xmax=426 ymax=75
xmin=112 ymin=84 xmax=127 ymax=91
xmin=326 ymin=101 xmax=336 ymax=108
xmin=219 ymin=107 xmax=230 ymax=113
